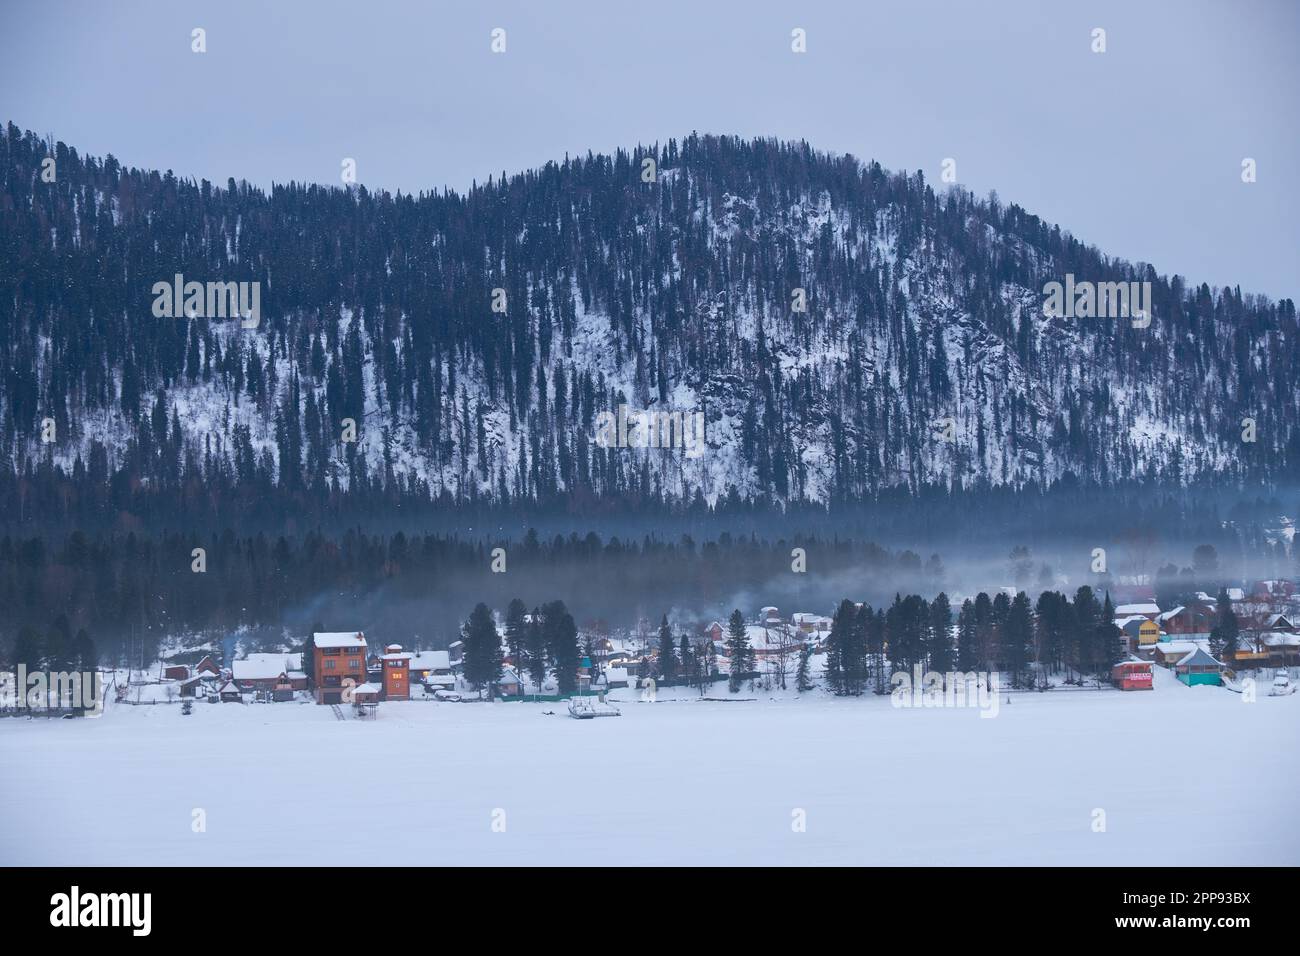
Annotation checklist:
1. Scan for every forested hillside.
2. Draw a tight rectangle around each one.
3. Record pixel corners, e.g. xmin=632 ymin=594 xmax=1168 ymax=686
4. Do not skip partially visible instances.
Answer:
xmin=2 ymin=123 xmax=1298 ymax=532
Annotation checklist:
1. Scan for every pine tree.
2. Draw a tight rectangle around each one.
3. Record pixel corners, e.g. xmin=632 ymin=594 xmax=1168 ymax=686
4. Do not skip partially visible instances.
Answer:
xmin=677 ymin=634 xmax=693 ymax=683
xmin=525 ymin=607 xmax=548 ymax=690
xmin=1097 ymin=592 xmax=1126 ymax=675
xmin=826 ymin=599 xmax=865 ymax=695
xmin=928 ymin=592 xmax=954 ymax=673
xmin=300 ymin=632 xmax=317 ymax=688
xmin=543 ymin=600 xmax=580 ymax=694
xmin=505 ymin=598 xmax=528 ymax=675
xmin=462 ymin=602 xmax=503 ymax=696
xmin=657 ymin=614 xmax=677 ymax=681
xmin=725 ymin=609 xmax=751 ymax=693
xmin=1003 ymin=592 xmax=1033 ymax=687
xmin=1209 ymin=588 xmax=1240 ymax=663
xmin=795 ymin=644 xmax=813 ymax=692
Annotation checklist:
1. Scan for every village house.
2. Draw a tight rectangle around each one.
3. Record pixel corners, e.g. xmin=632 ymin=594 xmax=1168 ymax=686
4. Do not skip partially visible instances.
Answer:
xmin=1228 ymin=632 xmax=1270 ymax=668
xmin=218 ymin=679 xmax=244 ymax=703
xmin=179 ymin=674 xmax=205 ymax=698
xmin=1154 ymin=641 xmax=1207 ymax=668
xmin=1111 ymin=659 xmax=1154 ymax=691
xmin=745 ymin=622 xmax=801 ymax=662
xmin=193 ymin=655 xmax=221 ymax=679
xmin=408 ymin=650 xmax=454 ymax=689
xmin=497 ymin=665 xmax=524 ymax=696
xmin=232 ymin=653 xmax=306 ymax=693
xmin=381 ymin=645 xmax=411 ymax=700
xmin=162 ymin=663 xmax=190 ymax=681
xmin=1157 ymin=604 xmax=1215 ymax=637
xmin=1262 ymin=631 xmax=1300 ymax=666
xmin=1114 ymin=602 xmax=1162 ymax=621
xmin=598 ymin=666 xmax=630 ymax=690
xmin=313 ymin=631 xmax=368 ymax=704
xmin=1174 ymin=647 xmax=1223 ymax=686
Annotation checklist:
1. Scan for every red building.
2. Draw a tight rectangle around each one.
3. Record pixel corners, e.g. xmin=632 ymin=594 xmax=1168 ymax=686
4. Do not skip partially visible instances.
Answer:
xmin=1111 ymin=660 xmax=1154 ymax=691
xmin=313 ymin=632 xmax=368 ymax=704
xmin=381 ymin=644 xmax=411 ymax=700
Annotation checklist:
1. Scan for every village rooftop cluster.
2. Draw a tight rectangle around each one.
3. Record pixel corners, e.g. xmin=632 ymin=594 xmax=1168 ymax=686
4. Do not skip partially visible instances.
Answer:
xmin=12 ymin=575 xmax=1294 ymax=718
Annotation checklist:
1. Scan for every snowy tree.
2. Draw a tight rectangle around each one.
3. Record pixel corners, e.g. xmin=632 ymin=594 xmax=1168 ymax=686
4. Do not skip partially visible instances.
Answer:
xmin=657 ymin=614 xmax=677 ymax=681
xmin=725 ymin=610 xmax=752 ymax=693
xmin=1209 ymin=588 xmax=1240 ymax=663
xmin=795 ymin=644 xmax=813 ymax=692
xmin=462 ymin=602 xmax=503 ymax=697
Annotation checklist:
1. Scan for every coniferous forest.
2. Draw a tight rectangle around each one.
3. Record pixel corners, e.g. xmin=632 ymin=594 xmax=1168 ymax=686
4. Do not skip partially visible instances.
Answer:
xmin=2 ymin=123 xmax=1299 ymax=661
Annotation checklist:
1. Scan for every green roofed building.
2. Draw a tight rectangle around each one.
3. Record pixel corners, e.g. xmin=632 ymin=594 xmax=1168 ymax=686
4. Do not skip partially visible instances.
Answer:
xmin=1175 ymin=647 xmax=1223 ymax=686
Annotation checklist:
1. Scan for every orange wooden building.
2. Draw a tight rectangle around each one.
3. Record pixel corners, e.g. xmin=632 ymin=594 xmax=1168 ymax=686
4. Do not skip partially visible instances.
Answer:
xmin=313 ymin=631 xmax=368 ymax=704
xmin=381 ymin=644 xmax=411 ymax=700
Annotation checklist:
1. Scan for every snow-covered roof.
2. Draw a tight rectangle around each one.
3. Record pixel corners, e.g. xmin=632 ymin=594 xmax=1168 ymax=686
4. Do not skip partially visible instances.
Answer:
xmin=408 ymin=651 xmax=450 ymax=672
xmin=1177 ymin=647 xmax=1222 ymax=668
xmin=791 ymin=612 xmax=833 ymax=626
xmin=743 ymin=624 xmax=797 ymax=650
xmin=232 ymin=653 xmax=302 ymax=681
xmin=1157 ymin=606 xmax=1186 ymax=622
xmin=1226 ymin=588 xmax=1246 ymax=601
xmin=1157 ymin=640 xmax=1207 ymax=656
xmin=1263 ymin=631 xmax=1300 ymax=648
xmin=603 ymin=667 xmax=629 ymax=682
xmin=218 ymin=680 xmax=242 ymax=693
xmin=381 ymin=651 xmax=411 ymax=661
xmin=313 ymin=631 xmax=367 ymax=650
xmin=352 ymin=682 xmax=381 ymax=695
xmin=1115 ymin=603 xmax=1160 ymax=617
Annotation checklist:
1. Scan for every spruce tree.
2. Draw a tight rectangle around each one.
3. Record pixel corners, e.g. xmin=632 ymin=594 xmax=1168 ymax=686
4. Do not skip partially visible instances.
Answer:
xmin=543 ymin=600 xmax=580 ymax=694
xmin=505 ymin=598 xmax=528 ymax=674
xmin=657 ymin=614 xmax=677 ymax=681
xmin=725 ymin=609 xmax=751 ymax=693
xmin=678 ymin=634 xmax=693 ymax=683
xmin=795 ymin=644 xmax=813 ymax=692
xmin=525 ymin=607 xmax=548 ymax=690
xmin=928 ymin=592 xmax=954 ymax=673
xmin=1003 ymin=592 xmax=1033 ymax=687
xmin=1209 ymin=588 xmax=1240 ymax=663
xmin=955 ymin=599 xmax=977 ymax=672
xmin=1097 ymin=593 xmax=1126 ymax=675
xmin=462 ymin=602 xmax=503 ymax=697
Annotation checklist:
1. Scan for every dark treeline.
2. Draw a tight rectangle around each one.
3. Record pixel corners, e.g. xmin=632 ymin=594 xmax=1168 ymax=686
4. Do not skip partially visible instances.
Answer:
xmin=821 ymin=587 xmax=1126 ymax=693
xmin=0 ymin=528 xmax=967 ymax=668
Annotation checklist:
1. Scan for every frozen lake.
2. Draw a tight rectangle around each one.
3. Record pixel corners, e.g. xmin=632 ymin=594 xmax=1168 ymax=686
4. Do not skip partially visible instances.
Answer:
xmin=2 ymin=668 xmax=1297 ymax=866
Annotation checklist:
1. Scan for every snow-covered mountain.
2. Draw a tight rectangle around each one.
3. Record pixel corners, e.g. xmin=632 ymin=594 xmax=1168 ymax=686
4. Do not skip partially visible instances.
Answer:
xmin=2 ymin=125 xmax=1297 ymax=515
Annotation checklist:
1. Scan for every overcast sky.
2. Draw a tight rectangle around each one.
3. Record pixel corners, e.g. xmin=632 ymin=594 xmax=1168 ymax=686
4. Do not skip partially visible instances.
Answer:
xmin=2 ymin=0 xmax=1296 ymax=298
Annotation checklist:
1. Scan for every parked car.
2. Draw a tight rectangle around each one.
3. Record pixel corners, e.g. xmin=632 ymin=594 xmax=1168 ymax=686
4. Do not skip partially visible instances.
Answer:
xmin=434 ymin=689 xmax=462 ymax=702
xmin=1270 ymin=673 xmax=1294 ymax=696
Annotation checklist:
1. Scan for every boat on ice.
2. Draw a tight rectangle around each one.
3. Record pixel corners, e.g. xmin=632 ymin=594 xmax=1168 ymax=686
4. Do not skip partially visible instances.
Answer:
xmin=567 ymin=697 xmax=621 ymax=719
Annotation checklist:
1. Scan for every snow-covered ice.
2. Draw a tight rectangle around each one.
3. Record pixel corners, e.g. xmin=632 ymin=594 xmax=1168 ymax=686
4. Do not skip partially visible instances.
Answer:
xmin=1 ymin=668 xmax=1296 ymax=866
